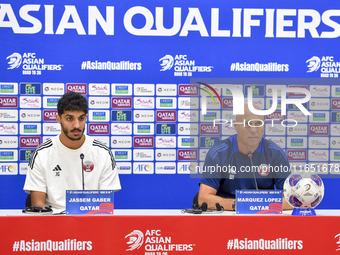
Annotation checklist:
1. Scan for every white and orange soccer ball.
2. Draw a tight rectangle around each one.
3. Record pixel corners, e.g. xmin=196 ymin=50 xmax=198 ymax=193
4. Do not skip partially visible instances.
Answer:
xmin=283 ymin=173 xmax=325 ymax=209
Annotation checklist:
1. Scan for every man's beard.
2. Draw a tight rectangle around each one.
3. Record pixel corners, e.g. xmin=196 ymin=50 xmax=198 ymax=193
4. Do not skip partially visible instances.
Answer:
xmin=60 ymin=122 xmax=84 ymax=141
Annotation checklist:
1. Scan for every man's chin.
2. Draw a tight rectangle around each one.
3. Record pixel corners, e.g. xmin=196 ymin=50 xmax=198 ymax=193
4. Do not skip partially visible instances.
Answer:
xmin=66 ymin=133 xmax=83 ymax=141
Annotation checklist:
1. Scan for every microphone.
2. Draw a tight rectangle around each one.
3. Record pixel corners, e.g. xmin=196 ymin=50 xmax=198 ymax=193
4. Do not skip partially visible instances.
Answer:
xmin=80 ymin=153 xmax=85 ymax=190
xmin=248 ymin=151 xmax=258 ymax=190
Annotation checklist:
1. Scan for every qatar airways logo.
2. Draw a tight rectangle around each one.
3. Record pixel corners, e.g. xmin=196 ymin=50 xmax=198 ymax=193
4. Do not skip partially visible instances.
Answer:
xmin=134 ymin=137 xmax=154 ymax=147
xmin=0 ymin=96 xmax=18 ymax=107
xmin=156 ymin=111 xmax=176 ymax=121
xmin=66 ymin=83 xmax=87 ymax=95
xmin=20 ymin=136 xmax=41 ymax=148
xmin=178 ymin=84 xmax=199 ymax=96
xmin=89 ymin=124 xmax=109 ymax=135
xmin=178 ymin=149 xmax=198 ymax=161
xmin=287 ymin=150 xmax=307 ymax=161
xmin=112 ymin=97 xmax=132 ymax=108
xmin=43 ymin=110 xmax=57 ymax=121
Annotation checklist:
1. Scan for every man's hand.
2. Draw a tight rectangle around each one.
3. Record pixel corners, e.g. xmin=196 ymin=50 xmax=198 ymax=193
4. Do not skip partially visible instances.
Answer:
xmin=30 ymin=191 xmax=46 ymax=208
xmin=198 ymin=184 xmax=235 ymax=211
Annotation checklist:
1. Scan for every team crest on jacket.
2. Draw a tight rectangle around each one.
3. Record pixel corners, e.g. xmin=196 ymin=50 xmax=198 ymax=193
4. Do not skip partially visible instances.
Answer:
xmin=83 ymin=160 xmax=94 ymax=172
xmin=258 ymin=164 xmax=269 ymax=176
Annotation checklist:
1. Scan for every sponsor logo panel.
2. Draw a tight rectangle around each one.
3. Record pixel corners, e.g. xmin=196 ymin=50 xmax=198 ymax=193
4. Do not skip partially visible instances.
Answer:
xmin=43 ymin=83 xmax=64 ymax=95
xmin=178 ymin=136 xmax=198 ymax=148
xmin=20 ymin=136 xmax=41 ymax=148
xmin=0 ymin=110 xmax=18 ymax=121
xmin=20 ymin=83 xmax=41 ymax=95
xmin=0 ymin=150 xmax=18 ymax=161
xmin=89 ymin=110 xmax=110 ymax=122
xmin=134 ymin=110 xmax=155 ymax=122
xmin=43 ymin=110 xmax=57 ymax=121
xmin=266 ymin=137 xmax=285 ymax=148
xmin=133 ymin=137 xmax=154 ymax=148
xmin=66 ymin=83 xmax=87 ymax=95
xmin=43 ymin=123 xmax=61 ymax=135
xmin=134 ymin=124 xmax=154 ymax=135
xmin=0 ymin=136 xmax=18 ymax=148
xmin=0 ymin=163 xmax=18 ymax=175
xmin=155 ymin=149 xmax=176 ymax=161
xmin=133 ymin=162 xmax=154 ymax=174
xmin=308 ymin=150 xmax=329 ymax=161
xmin=112 ymin=110 xmax=132 ymax=122
xmin=20 ymin=123 xmax=41 ymax=135
xmin=43 ymin=96 xmax=59 ymax=108
xmin=88 ymin=124 xmax=110 ymax=135
xmin=111 ymin=84 xmax=132 ymax=95
xmin=134 ymin=84 xmax=155 ymax=96
xmin=309 ymin=137 xmax=329 ymax=148
xmin=0 ymin=83 xmax=18 ymax=95
xmin=156 ymin=123 xmax=176 ymax=135
xmin=287 ymin=150 xmax=307 ymax=161
xmin=134 ymin=97 xmax=154 ymax=109
xmin=133 ymin=149 xmax=154 ymax=161
xmin=0 ymin=123 xmax=18 ymax=135
xmin=155 ymin=162 xmax=176 ymax=174
xmin=19 ymin=110 xmax=41 ymax=122
xmin=116 ymin=162 xmax=132 ymax=174
xmin=177 ymin=162 xmax=198 ymax=174
xmin=111 ymin=123 xmax=132 ymax=135
xmin=88 ymin=83 xmax=110 ymax=95
xmin=156 ymin=136 xmax=176 ymax=148
xmin=111 ymin=136 xmax=132 ymax=148
xmin=0 ymin=96 xmax=18 ymax=108
xmin=112 ymin=149 xmax=131 ymax=161
xmin=156 ymin=84 xmax=177 ymax=96
xmin=88 ymin=97 xmax=110 ymax=109
xmin=178 ymin=123 xmax=198 ymax=135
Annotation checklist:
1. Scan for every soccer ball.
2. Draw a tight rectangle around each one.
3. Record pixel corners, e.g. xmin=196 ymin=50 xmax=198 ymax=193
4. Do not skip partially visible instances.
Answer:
xmin=283 ymin=173 xmax=324 ymax=209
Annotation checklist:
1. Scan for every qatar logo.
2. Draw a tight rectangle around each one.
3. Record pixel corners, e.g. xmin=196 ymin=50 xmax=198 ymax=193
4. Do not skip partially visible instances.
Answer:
xmin=306 ymin=56 xmax=320 ymax=73
xmin=125 ymin=230 xmax=144 ymax=251
xmin=258 ymin=164 xmax=269 ymax=177
xmin=159 ymin=55 xmax=174 ymax=71
xmin=7 ymin=53 xmax=22 ymax=69
xmin=83 ymin=160 xmax=94 ymax=172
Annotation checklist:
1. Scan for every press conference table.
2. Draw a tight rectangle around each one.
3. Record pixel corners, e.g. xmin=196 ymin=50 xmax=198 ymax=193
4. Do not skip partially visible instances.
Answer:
xmin=1 ymin=209 xmax=340 ymax=254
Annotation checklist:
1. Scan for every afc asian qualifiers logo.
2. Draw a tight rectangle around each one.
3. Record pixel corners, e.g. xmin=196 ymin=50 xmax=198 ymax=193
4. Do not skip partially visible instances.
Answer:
xmin=83 ymin=160 xmax=94 ymax=172
xmin=159 ymin=55 xmax=174 ymax=71
xmin=125 ymin=230 xmax=144 ymax=251
xmin=306 ymin=56 xmax=320 ymax=73
xmin=7 ymin=53 xmax=22 ymax=69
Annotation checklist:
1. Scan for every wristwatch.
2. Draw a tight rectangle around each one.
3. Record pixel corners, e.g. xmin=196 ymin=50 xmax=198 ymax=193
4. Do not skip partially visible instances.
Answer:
xmin=232 ymin=200 xmax=236 ymax=211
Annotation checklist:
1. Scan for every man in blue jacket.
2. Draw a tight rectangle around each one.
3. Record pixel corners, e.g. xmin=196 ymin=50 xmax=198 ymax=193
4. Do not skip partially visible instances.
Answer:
xmin=199 ymin=105 xmax=292 ymax=211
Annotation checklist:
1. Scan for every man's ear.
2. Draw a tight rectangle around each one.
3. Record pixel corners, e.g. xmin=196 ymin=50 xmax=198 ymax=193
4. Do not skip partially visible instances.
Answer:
xmin=56 ymin=114 xmax=61 ymax=124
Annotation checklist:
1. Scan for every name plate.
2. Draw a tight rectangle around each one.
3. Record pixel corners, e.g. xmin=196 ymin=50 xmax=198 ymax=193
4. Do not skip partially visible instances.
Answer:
xmin=66 ymin=190 xmax=114 ymax=215
xmin=236 ymin=190 xmax=282 ymax=215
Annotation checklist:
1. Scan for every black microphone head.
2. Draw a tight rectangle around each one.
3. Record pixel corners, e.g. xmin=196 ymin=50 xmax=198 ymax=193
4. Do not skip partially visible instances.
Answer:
xmin=216 ymin=203 xmax=222 ymax=211
xmin=201 ymin=202 xmax=207 ymax=212
xmin=248 ymin=151 xmax=252 ymax=158
xmin=80 ymin=153 xmax=84 ymax=159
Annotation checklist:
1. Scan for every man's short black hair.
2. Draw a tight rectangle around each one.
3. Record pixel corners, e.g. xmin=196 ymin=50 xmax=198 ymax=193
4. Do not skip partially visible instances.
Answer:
xmin=57 ymin=91 xmax=88 ymax=116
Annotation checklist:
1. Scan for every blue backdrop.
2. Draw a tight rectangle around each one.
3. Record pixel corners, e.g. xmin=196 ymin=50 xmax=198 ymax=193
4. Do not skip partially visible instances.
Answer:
xmin=1 ymin=0 xmax=340 ymax=209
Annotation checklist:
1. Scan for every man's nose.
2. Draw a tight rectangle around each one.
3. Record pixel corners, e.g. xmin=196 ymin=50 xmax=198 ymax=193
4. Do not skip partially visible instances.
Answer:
xmin=74 ymin=119 xmax=80 ymax=128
